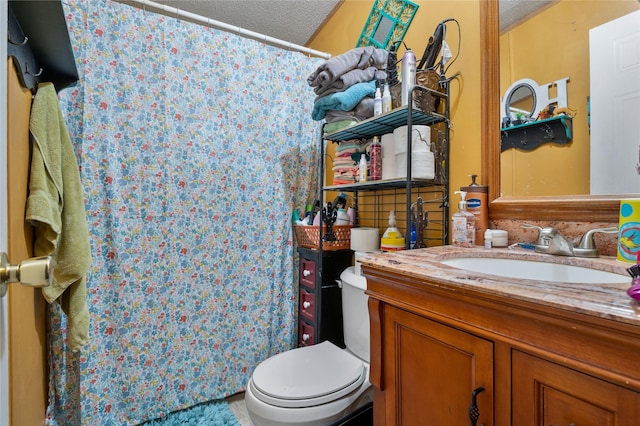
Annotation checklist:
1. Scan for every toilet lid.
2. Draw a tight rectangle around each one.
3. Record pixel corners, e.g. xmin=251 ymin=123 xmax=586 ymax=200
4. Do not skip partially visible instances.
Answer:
xmin=251 ymin=341 xmax=366 ymax=408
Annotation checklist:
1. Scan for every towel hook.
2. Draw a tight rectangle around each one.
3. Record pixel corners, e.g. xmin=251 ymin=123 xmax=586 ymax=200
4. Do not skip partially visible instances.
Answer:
xmin=25 ymin=63 xmax=43 ymax=77
xmin=8 ymin=34 xmax=28 ymax=46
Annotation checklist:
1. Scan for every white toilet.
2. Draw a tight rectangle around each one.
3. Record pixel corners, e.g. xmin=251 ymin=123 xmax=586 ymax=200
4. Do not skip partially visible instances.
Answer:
xmin=245 ymin=266 xmax=372 ymax=426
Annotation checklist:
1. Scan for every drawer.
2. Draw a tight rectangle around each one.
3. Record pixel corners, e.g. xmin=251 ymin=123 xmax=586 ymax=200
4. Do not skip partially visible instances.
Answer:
xmin=299 ymin=289 xmax=315 ymax=322
xmin=299 ymin=257 xmax=316 ymax=289
xmin=298 ymin=320 xmax=315 ymax=347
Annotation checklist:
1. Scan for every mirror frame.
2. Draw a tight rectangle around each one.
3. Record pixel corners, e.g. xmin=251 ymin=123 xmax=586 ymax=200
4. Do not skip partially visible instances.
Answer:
xmin=480 ymin=0 xmax=623 ymax=223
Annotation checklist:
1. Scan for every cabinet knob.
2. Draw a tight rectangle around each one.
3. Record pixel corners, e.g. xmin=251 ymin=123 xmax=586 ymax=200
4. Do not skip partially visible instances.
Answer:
xmin=303 ymin=301 xmax=311 ymax=309
xmin=302 ymin=333 xmax=310 ymax=341
xmin=303 ymin=269 xmax=311 ymax=277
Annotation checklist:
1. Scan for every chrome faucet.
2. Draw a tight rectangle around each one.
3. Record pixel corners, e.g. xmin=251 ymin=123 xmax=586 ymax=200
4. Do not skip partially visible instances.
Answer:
xmin=521 ymin=224 xmax=618 ymax=258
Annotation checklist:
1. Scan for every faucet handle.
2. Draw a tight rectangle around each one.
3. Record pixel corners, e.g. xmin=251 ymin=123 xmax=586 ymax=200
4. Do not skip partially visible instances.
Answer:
xmin=577 ymin=226 xmax=618 ymax=250
xmin=521 ymin=223 xmax=543 ymax=241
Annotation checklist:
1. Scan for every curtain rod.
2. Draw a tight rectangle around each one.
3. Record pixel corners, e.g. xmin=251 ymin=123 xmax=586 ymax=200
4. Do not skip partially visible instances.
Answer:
xmin=120 ymin=0 xmax=331 ymax=59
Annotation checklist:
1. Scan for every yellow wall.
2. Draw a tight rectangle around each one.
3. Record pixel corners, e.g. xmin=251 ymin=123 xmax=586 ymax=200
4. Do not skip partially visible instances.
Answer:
xmin=307 ymin=0 xmax=483 ymax=215
xmin=499 ymin=0 xmax=640 ymax=196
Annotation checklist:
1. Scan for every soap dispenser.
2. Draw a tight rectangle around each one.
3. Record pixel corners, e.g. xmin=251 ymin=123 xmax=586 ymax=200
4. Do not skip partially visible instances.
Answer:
xmin=460 ymin=174 xmax=488 ymax=245
xmin=381 ymin=210 xmax=405 ymax=251
xmin=452 ymin=191 xmax=476 ymax=247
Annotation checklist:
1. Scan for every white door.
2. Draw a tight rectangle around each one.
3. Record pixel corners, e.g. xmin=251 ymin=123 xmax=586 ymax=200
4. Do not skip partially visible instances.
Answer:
xmin=0 ymin=1 xmax=10 ymax=424
xmin=590 ymin=10 xmax=640 ymax=194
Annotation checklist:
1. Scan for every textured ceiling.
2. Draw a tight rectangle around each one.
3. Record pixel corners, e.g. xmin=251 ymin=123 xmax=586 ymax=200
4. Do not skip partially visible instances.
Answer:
xmin=143 ymin=0 xmax=554 ymax=47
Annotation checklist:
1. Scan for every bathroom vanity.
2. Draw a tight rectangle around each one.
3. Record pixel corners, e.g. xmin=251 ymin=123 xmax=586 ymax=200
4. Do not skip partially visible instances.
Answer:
xmin=361 ymin=246 xmax=640 ymax=425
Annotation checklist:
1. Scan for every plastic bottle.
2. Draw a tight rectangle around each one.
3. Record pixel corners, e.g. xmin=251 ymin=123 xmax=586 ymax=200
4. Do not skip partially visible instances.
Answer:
xmin=358 ymin=154 xmax=368 ymax=182
xmin=369 ymin=136 xmax=382 ymax=181
xmin=336 ymin=208 xmax=351 ymax=226
xmin=452 ymin=191 xmax=476 ymax=247
xmin=401 ymin=48 xmax=417 ymax=106
xmin=460 ymin=174 xmax=488 ymax=245
xmin=382 ymin=83 xmax=392 ymax=113
xmin=410 ymin=223 xmax=417 ymax=249
xmin=381 ymin=210 xmax=405 ymax=251
xmin=373 ymin=87 xmax=383 ymax=116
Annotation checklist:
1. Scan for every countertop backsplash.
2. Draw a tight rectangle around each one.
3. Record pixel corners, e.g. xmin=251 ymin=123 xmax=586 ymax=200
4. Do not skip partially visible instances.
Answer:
xmin=491 ymin=219 xmax=619 ymax=257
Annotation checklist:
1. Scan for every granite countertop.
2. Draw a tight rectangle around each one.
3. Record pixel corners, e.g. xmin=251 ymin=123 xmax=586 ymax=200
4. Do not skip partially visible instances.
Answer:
xmin=358 ymin=245 xmax=640 ymax=326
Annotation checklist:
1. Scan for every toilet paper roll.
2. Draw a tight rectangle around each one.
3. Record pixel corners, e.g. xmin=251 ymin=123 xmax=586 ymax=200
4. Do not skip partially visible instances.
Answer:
xmin=393 ymin=125 xmax=431 ymax=155
xmin=395 ymin=151 xmax=435 ymax=180
xmin=382 ymin=155 xmax=397 ymax=180
xmin=617 ymin=199 xmax=640 ymax=263
xmin=350 ymin=227 xmax=380 ymax=252
xmin=381 ymin=133 xmax=394 ymax=158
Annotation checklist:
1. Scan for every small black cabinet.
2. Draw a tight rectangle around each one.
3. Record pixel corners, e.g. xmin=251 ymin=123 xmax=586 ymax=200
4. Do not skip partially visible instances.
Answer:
xmin=297 ymin=247 xmax=352 ymax=348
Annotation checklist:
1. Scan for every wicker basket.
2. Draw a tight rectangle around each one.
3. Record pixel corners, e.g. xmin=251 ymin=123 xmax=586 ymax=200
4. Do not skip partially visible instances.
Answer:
xmin=294 ymin=225 xmax=352 ymax=251
xmin=390 ymin=70 xmax=445 ymax=114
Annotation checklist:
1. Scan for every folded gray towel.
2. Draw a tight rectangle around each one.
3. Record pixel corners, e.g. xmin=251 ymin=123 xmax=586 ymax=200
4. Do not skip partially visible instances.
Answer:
xmin=307 ymin=47 xmax=388 ymax=93
xmin=314 ymin=67 xmax=387 ymax=98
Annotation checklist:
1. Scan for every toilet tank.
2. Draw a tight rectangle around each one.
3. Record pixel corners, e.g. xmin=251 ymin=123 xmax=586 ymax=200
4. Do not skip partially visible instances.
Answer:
xmin=339 ymin=267 xmax=369 ymax=363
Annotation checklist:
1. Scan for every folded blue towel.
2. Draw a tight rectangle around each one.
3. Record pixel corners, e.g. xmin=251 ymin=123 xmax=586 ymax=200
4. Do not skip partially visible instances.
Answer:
xmin=312 ymin=81 xmax=376 ymax=121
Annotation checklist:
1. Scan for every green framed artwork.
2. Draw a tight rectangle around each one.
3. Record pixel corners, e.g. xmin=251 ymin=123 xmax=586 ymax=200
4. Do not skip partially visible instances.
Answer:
xmin=356 ymin=0 xmax=419 ymax=49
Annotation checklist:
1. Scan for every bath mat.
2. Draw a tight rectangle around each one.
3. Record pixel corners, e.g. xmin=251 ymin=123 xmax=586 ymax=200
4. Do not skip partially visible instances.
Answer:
xmin=142 ymin=399 xmax=241 ymax=425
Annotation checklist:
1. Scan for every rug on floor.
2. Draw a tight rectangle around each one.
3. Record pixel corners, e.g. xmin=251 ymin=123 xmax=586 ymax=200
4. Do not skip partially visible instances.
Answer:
xmin=142 ymin=399 xmax=241 ymax=425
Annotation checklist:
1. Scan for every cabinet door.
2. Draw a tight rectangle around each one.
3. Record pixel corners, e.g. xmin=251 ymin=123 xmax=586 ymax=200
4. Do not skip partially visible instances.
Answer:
xmin=382 ymin=305 xmax=493 ymax=425
xmin=512 ymin=351 xmax=640 ymax=426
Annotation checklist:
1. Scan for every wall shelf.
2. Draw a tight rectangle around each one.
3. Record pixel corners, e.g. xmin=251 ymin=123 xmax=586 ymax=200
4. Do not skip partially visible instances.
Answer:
xmin=324 ymin=104 xmax=446 ymax=141
xmin=500 ymin=115 xmax=572 ymax=152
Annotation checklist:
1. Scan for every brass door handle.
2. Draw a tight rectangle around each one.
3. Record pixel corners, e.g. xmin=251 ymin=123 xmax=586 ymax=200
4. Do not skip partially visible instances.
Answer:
xmin=0 ymin=252 xmax=51 ymax=297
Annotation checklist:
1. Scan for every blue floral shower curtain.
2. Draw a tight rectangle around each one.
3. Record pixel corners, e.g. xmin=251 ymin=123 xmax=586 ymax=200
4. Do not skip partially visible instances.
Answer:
xmin=48 ymin=1 xmax=323 ymax=424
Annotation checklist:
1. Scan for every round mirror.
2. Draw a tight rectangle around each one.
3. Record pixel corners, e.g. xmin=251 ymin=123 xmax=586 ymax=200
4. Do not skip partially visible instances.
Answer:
xmin=505 ymin=83 xmax=536 ymax=124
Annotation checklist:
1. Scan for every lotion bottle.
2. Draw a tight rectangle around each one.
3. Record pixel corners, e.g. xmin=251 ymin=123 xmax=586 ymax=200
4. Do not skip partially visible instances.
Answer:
xmin=452 ymin=191 xmax=476 ymax=247
xmin=460 ymin=174 xmax=488 ymax=245
xmin=358 ymin=154 xmax=368 ymax=182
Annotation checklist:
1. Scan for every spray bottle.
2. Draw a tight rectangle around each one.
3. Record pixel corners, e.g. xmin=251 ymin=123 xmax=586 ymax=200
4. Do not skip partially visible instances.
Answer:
xmin=374 ymin=86 xmax=382 ymax=116
xmin=400 ymin=48 xmax=417 ymax=106
xmin=382 ymin=82 xmax=392 ymax=113
xmin=452 ymin=191 xmax=476 ymax=247
xmin=460 ymin=174 xmax=488 ymax=245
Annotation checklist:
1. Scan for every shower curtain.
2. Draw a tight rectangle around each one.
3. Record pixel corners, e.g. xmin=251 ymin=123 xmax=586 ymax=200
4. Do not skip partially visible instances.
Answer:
xmin=47 ymin=1 xmax=323 ymax=424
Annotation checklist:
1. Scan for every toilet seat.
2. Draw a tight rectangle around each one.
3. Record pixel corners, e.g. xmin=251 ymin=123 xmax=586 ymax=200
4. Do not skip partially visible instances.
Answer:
xmin=250 ymin=341 xmax=366 ymax=409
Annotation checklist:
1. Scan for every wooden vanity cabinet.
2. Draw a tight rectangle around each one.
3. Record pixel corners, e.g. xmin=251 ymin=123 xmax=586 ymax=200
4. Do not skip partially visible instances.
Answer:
xmin=364 ymin=266 xmax=640 ymax=426
xmin=512 ymin=351 xmax=639 ymax=425
xmin=378 ymin=303 xmax=493 ymax=425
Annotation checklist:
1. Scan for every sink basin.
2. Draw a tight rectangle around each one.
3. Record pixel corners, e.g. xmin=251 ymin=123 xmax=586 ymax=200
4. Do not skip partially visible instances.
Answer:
xmin=441 ymin=257 xmax=629 ymax=284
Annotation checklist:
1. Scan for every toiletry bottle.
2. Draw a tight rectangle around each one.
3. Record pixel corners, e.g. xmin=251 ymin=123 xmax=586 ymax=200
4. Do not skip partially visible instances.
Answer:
xmin=374 ymin=87 xmax=382 ymax=116
xmin=382 ymin=83 xmax=392 ymax=113
xmin=460 ymin=174 xmax=488 ymax=245
xmin=369 ymin=136 xmax=382 ymax=181
xmin=484 ymin=229 xmax=492 ymax=249
xmin=381 ymin=210 xmax=405 ymax=251
xmin=359 ymin=154 xmax=368 ymax=182
xmin=452 ymin=191 xmax=476 ymax=247
xmin=336 ymin=208 xmax=351 ymax=226
xmin=401 ymin=48 xmax=417 ymax=106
